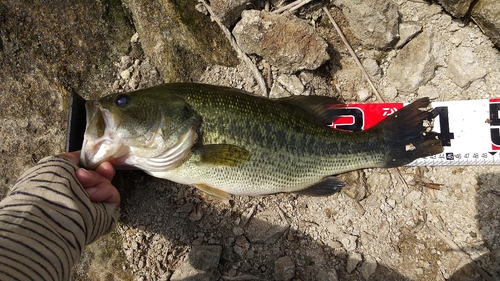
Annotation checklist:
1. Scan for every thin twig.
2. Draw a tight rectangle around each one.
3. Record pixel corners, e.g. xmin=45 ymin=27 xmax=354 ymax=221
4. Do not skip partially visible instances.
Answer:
xmin=265 ymin=0 xmax=272 ymax=93
xmin=289 ymin=0 xmax=312 ymax=12
xmin=241 ymin=204 xmax=257 ymax=227
xmin=322 ymin=7 xmax=384 ymax=102
xmin=201 ymin=1 xmax=268 ymax=96
xmin=390 ymin=167 xmax=409 ymax=190
xmin=273 ymin=0 xmax=310 ymax=14
xmin=426 ymin=222 xmax=494 ymax=281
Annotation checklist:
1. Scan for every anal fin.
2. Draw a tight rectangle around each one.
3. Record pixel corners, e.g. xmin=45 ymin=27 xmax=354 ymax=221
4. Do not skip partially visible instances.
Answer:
xmin=194 ymin=183 xmax=231 ymax=201
xmin=294 ymin=176 xmax=345 ymax=197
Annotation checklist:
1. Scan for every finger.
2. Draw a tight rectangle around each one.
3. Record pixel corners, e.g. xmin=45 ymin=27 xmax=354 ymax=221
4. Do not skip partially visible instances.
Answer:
xmin=86 ymin=181 xmax=121 ymax=208
xmin=76 ymin=168 xmax=110 ymax=189
xmin=95 ymin=161 xmax=115 ymax=182
xmin=56 ymin=151 xmax=81 ymax=165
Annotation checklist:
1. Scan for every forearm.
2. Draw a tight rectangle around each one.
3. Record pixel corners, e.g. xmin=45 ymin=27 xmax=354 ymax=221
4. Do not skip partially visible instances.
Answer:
xmin=0 ymin=156 xmax=119 ymax=281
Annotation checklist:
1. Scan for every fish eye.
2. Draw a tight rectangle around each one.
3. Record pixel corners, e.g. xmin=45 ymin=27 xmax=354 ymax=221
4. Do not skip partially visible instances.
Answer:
xmin=115 ymin=94 xmax=130 ymax=107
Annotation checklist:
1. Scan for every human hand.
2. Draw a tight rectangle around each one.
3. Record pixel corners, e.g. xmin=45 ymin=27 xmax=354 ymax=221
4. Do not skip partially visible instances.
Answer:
xmin=57 ymin=151 xmax=120 ymax=208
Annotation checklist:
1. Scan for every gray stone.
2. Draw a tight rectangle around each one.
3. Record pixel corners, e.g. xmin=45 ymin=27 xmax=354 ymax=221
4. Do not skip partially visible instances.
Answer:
xmin=359 ymin=256 xmax=377 ymax=280
xmin=417 ymin=85 xmax=441 ymax=100
xmin=386 ymin=30 xmax=436 ymax=93
xmin=346 ymin=252 xmax=363 ymax=273
xmin=336 ymin=0 xmax=400 ymax=49
xmin=447 ymin=46 xmax=487 ymax=88
xmin=396 ymin=22 xmax=422 ymax=49
xmin=233 ymin=10 xmax=329 ymax=72
xmin=316 ymin=268 xmax=339 ymax=281
xmin=274 ymin=256 xmax=295 ymax=281
xmin=361 ymin=57 xmax=382 ymax=80
xmin=210 ymin=0 xmax=261 ymax=27
xmin=383 ymin=86 xmax=398 ymax=100
xmin=170 ymin=245 xmax=222 ymax=281
xmin=270 ymin=74 xmax=305 ymax=98
xmin=123 ymin=0 xmax=238 ymax=82
xmin=435 ymin=0 xmax=474 ymax=18
xmin=357 ymin=88 xmax=372 ymax=102
xmin=339 ymin=233 xmax=358 ymax=252
xmin=471 ymin=0 xmax=500 ymax=48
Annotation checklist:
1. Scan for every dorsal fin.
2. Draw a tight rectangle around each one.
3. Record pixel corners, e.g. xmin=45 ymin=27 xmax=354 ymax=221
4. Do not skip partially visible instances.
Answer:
xmin=276 ymin=95 xmax=344 ymax=125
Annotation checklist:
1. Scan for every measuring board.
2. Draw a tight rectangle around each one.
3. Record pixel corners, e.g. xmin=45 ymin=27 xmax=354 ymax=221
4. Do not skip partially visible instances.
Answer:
xmin=66 ymin=92 xmax=500 ymax=166
xmin=329 ymin=98 xmax=500 ymax=166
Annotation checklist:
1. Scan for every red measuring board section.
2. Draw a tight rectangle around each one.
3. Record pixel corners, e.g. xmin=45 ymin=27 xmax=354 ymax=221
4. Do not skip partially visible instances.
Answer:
xmin=328 ymin=102 xmax=405 ymax=131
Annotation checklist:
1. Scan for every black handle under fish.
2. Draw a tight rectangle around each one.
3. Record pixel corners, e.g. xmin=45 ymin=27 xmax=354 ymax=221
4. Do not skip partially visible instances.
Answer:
xmin=66 ymin=91 xmax=87 ymax=153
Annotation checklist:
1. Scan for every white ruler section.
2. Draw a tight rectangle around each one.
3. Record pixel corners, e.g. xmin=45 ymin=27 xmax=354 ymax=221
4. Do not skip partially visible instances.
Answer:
xmin=330 ymin=98 xmax=500 ymax=166
xmin=411 ymin=99 xmax=500 ymax=166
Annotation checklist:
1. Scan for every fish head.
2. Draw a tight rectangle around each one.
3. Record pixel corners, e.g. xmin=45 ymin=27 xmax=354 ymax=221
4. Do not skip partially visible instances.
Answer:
xmin=80 ymin=90 xmax=199 ymax=170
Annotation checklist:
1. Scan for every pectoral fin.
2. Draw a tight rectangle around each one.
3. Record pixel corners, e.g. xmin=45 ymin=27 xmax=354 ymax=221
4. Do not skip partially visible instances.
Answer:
xmin=294 ymin=176 xmax=345 ymax=196
xmin=197 ymin=144 xmax=251 ymax=167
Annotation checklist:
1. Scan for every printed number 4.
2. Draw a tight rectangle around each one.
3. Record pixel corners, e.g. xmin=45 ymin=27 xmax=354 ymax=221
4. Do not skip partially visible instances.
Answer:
xmin=433 ymin=106 xmax=455 ymax=147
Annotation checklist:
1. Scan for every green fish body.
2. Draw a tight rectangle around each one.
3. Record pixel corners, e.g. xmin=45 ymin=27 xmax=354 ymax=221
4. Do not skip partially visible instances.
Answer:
xmin=81 ymin=83 xmax=443 ymax=197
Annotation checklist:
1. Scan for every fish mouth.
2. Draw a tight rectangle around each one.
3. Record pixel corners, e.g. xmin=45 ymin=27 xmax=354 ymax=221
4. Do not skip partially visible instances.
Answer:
xmin=80 ymin=100 xmax=128 ymax=169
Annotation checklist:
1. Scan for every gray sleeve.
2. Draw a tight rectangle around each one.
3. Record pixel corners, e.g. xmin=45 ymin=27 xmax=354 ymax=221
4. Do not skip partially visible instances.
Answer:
xmin=0 ymin=156 xmax=119 ymax=281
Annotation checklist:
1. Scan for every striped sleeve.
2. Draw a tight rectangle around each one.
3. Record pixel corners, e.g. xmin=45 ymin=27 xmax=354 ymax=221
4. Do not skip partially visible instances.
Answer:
xmin=0 ymin=156 xmax=119 ymax=281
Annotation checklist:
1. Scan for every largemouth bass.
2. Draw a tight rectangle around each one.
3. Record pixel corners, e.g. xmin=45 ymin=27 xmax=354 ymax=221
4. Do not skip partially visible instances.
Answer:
xmin=81 ymin=83 xmax=443 ymax=198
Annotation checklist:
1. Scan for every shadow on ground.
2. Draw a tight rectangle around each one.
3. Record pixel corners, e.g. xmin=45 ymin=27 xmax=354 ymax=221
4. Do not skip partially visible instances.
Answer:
xmin=112 ymin=170 xmax=414 ymax=281
xmin=450 ymin=172 xmax=500 ymax=281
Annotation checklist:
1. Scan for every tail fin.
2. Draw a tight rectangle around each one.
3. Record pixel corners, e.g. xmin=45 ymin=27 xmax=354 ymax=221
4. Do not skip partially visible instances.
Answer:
xmin=372 ymin=98 xmax=443 ymax=167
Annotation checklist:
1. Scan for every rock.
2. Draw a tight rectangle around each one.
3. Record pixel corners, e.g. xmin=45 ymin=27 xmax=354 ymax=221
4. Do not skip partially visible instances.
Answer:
xmin=346 ymin=252 xmax=363 ymax=273
xmin=232 ymin=226 xmax=245 ymax=236
xmin=123 ymin=0 xmax=238 ymax=82
xmin=170 ymin=245 xmax=222 ymax=281
xmin=359 ymin=256 xmax=377 ymax=280
xmin=447 ymin=46 xmax=487 ymax=88
xmin=120 ymin=69 xmax=131 ymax=80
xmin=383 ymin=86 xmax=398 ymax=100
xmin=274 ymin=256 xmax=295 ymax=281
xmin=386 ymin=30 xmax=436 ymax=93
xmin=316 ymin=268 xmax=339 ymax=281
xmin=435 ymin=0 xmax=474 ymax=18
xmin=130 ymin=32 xmax=140 ymax=43
xmin=362 ymin=58 xmax=382 ymax=80
xmin=396 ymin=22 xmax=422 ymax=49
xmin=335 ymin=0 xmax=400 ymax=49
xmin=210 ymin=0 xmax=261 ymax=27
xmin=471 ymin=0 xmax=500 ymax=48
xmin=233 ymin=235 xmax=251 ymax=258
xmin=490 ymin=249 xmax=500 ymax=264
xmin=357 ymin=88 xmax=371 ymax=102
xmin=270 ymin=74 xmax=305 ymax=98
xmin=339 ymin=233 xmax=358 ymax=252
xmin=417 ymin=85 xmax=441 ymax=100
xmin=233 ymin=10 xmax=329 ymax=72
